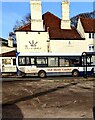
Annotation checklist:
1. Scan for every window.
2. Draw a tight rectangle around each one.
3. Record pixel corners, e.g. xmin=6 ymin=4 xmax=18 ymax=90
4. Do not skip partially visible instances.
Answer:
xmin=59 ymin=57 xmax=69 ymax=66
xmin=89 ymin=33 xmax=95 ymax=39
xmin=19 ymin=57 xmax=25 ymax=65
xmin=13 ymin=59 xmax=16 ymax=65
xmin=36 ymin=57 xmax=47 ymax=67
xmin=59 ymin=57 xmax=80 ymax=67
xmin=69 ymin=57 xmax=80 ymax=67
xmin=89 ymin=33 xmax=91 ymax=38
xmin=26 ymin=57 xmax=35 ymax=65
xmin=92 ymin=33 xmax=94 ymax=39
xmin=37 ymin=57 xmax=47 ymax=64
xmin=87 ymin=57 xmax=91 ymax=66
xmin=30 ymin=57 xmax=35 ymax=64
xmin=48 ymin=57 xmax=58 ymax=67
xmin=89 ymin=45 xmax=94 ymax=51
xmin=92 ymin=46 xmax=94 ymax=51
xmin=26 ymin=57 xmax=30 ymax=65
xmin=2 ymin=59 xmax=11 ymax=65
xmin=89 ymin=46 xmax=91 ymax=51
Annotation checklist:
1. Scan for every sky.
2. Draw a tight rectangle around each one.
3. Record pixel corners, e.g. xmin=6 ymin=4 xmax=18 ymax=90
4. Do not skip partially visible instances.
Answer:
xmin=1 ymin=1 xmax=94 ymax=40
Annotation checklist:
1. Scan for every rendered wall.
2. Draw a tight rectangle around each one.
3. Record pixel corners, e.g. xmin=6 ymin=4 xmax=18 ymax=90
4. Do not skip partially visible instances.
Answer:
xmin=16 ymin=31 xmax=49 ymax=53
xmin=50 ymin=38 xmax=94 ymax=54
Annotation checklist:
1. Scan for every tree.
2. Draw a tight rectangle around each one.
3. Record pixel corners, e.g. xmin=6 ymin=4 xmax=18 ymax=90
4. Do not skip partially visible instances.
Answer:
xmin=71 ymin=10 xmax=95 ymax=27
xmin=13 ymin=13 xmax=31 ymax=31
xmin=9 ymin=13 xmax=31 ymax=46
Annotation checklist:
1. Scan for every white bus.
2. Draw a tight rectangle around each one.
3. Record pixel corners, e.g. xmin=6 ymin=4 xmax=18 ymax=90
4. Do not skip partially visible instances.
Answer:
xmin=1 ymin=57 xmax=16 ymax=73
xmin=16 ymin=52 xmax=94 ymax=78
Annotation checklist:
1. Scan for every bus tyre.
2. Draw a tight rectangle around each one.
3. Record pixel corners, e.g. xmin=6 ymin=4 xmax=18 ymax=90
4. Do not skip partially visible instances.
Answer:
xmin=72 ymin=70 xmax=79 ymax=77
xmin=38 ymin=71 xmax=46 ymax=78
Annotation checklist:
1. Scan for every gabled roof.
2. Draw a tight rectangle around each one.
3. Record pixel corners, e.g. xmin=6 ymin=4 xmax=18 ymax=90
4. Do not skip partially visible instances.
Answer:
xmin=80 ymin=17 xmax=95 ymax=33
xmin=42 ymin=12 xmax=61 ymax=29
xmin=16 ymin=23 xmax=31 ymax=31
xmin=15 ymin=12 xmax=84 ymax=40
xmin=0 ymin=37 xmax=8 ymax=42
xmin=49 ymin=27 xmax=83 ymax=40
xmin=0 ymin=37 xmax=8 ymax=47
xmin=0 ymin=50 xmax=16 ymax=57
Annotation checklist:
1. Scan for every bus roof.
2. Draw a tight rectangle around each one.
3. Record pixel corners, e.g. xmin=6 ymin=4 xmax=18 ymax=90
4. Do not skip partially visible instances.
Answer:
xmin=82 ymin=52 xmax=95 ymax=56
xmin=17 ymin=52 xmax=82 ymax=56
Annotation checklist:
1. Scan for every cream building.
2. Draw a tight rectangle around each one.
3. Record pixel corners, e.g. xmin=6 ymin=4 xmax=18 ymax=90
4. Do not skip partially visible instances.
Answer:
xmin=16 ymin=0 xmax=49 ymax=53
xmin=15 ymin=0 xmax=95 ymax=55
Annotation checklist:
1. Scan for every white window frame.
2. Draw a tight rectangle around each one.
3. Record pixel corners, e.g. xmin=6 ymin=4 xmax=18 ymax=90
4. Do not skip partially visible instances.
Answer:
xmin=88 ymin=45 xmax=94 ymax=52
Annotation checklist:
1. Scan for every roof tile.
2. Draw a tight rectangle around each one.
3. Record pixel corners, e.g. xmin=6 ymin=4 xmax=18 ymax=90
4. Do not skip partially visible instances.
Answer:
xmin=0 ymin=50 xmax=16 ymax=57
xmin=15 ymin=12 xmax=90 ymax=40
xmin=80 ymin=17 xmax=95 ymax=33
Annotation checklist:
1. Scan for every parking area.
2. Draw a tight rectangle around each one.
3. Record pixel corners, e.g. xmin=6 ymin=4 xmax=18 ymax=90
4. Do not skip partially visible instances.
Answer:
xmin=2 ymin=77 xmax=95 ymax=119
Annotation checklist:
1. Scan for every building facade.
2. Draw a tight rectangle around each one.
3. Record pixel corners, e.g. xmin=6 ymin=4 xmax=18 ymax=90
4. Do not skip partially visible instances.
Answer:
xmin=15 ymin=0 xmax=95 ymax=55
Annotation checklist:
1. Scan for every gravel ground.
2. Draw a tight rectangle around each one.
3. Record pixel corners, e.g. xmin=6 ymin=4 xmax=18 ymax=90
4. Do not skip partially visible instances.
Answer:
xmin=2 ymin=77 xmax=95 ymax=119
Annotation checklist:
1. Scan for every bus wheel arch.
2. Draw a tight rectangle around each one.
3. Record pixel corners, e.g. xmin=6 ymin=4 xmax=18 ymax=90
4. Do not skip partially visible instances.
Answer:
xmin=72 ymin=69 xmax=79 ymax=77
xmin=38 ymin=70 xmax=46 ymax=78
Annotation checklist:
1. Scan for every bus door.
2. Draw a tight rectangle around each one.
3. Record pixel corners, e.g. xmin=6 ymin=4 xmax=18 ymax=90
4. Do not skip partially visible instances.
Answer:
xmin=92 ymin=55 xmax=95 ymax=73
xmin=82 ymin=52 xmax=95 ymax=77
xmin=82 ymin=53 xmax=87 ymax=77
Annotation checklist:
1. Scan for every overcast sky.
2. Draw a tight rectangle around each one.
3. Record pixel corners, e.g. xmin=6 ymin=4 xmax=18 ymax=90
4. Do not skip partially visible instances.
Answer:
xmin=1 ymin=1 xmax=94 ymax=40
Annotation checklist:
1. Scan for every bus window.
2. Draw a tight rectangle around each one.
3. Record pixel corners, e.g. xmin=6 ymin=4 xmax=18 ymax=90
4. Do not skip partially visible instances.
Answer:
xmin=26 ymin=57 xmax=30 ymax=65
xmin=59 ymin=57 xmax=80 ymax=67
xmin=59 ymin=57 xmax=69 ymax=66
xmin=36 ymin=57 xmax=47 ymax=66
xmin=48 ymin=57 xmax=58 ymax=67
xmin=19 ymin=57 xmax=25 ymax=65
xmin=69 ymin=57 xmax=80 ymax=67
xmin=26 ymin=57 xmax=35 ymax=65
xmin=30 ymin=57 xmax=35 ymax=64
xmin=59 ymin=58 xmax=65 ymax=66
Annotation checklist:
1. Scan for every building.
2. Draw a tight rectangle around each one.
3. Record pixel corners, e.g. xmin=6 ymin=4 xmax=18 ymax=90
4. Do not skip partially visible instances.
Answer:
xmin=15 ymin=0 xmax=95 ymax=54
xmin=77 ymin=17 xmax=95 ymax=52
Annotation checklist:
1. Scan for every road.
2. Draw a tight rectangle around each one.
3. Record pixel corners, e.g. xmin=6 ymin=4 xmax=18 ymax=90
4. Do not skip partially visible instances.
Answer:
xmin=2 ymin=76 xmax=95 ymax=119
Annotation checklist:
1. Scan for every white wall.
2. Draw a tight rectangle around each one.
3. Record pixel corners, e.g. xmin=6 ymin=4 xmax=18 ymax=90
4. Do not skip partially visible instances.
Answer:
xmin=50 ymin=38 xmax=94 ymax=54
xmin=77 ymin=18 xmax=85 ymax=38
xmin=16 ymin=31 xmax=49 ymax=53
xmin=16 ymin=31 xmax=94 ymax=54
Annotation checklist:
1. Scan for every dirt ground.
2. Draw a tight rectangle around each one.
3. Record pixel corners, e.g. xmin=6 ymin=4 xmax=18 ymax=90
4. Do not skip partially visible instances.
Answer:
xmin=2 ymin=77 xmax=95 ymax=119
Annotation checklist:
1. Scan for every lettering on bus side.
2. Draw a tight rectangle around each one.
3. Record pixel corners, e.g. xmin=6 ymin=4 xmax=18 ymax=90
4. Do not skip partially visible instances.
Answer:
xmin=47 ymin=69 xmax=52 ymax=71
xmin=63 ymin=69 xmax=72 ymax=71
xmin=54 ymin=69 xmax=61 ymax=71
xmin=47 ymin=68 xmax=72 ymax=72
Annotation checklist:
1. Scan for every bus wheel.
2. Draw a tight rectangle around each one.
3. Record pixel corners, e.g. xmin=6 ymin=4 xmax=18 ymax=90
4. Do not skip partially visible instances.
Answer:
xmin=72 ymin=70 xmax=79 ymax=77
xmin=38 ymin=70 xmax=46 ymax=78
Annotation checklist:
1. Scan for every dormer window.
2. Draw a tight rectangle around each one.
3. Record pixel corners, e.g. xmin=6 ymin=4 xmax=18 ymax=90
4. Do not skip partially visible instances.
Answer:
xmin=89 ymin=33 xmax=95 ymax=39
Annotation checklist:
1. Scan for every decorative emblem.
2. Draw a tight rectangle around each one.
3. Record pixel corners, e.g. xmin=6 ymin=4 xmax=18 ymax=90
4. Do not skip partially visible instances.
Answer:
xmin=29 ymin=40 xmax=38 ymax=47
